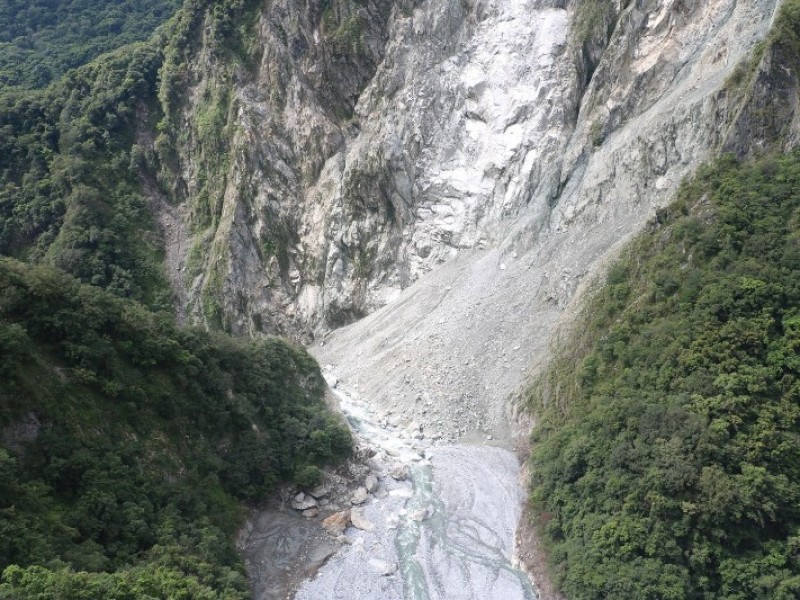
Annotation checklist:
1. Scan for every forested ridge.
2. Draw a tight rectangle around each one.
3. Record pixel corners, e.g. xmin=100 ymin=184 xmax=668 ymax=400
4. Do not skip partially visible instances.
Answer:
xmin=0 ymin=40 xmax=170 ymax=309
xmin=0 ymin=0 xmax=264 ymax=317
xmin=527 ymin=151 xmax=800 ymax=599
xmin=0 ymin=258 xmax=351 ymax=598
xmin=0 ymin=0 xmax=181 ymax=90
xmin=0 ymin=2 xmax=352 ymax=597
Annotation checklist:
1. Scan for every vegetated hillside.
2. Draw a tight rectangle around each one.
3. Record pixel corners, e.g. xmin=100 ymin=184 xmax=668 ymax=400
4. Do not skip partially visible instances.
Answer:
xmin=0 ymin=0 xmax=284 ymax=321
xmin=0 ymin=3 xmax=355 ymax=596
xmin=0 ymin=38 xmax=170 ymax=309
xmin=0 ymin=257 xmax=351 ymax=598
xmin=0 ymin=0 xmax=181 ymax=90
xmin=527 ymin=151 xmax=800 ymax=599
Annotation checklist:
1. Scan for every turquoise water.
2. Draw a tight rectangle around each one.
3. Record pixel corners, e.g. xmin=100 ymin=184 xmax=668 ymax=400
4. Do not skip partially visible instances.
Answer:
xmin=395 ymin=463 xmax=537 ymax=600
xmin=302 ymin=379 xmax=538 ymax=600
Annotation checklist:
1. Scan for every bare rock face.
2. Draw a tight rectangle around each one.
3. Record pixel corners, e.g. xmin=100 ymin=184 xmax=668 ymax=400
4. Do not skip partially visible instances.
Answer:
xmin=160 ymin=0 xmax=780 ymax=339
xmin=144 ymin=0 xmax=800 ymax=440
xmin=151 ymin=0 xmax=397 ymax=336
xmin=311 ymin=0 xmax=787 ymax=441
xmin=148 ymin=0 xmax=787 ymax=442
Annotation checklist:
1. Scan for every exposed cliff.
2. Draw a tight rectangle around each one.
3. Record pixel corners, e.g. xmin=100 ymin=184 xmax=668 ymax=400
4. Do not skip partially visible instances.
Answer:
xmin=150 ymin=0 xmax=398 ymax=333
xmin=134 ymin=0 xmax=800 ymax=446
xmin=1 ymin=1 xmax=792 ymax=434
xmin=150 ymin=0 xmax=789 ymax=340
xmin=312 ymin=0 xmax=790 ymax=440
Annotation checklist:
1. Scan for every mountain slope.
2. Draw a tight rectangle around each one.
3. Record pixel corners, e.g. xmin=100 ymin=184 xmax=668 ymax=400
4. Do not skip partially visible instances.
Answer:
xmin=313 ymin=0 xmax=788 ymax=445
xmin=527 ymin=149 xmax=800 ymax=600
xmin=520 ymin=5 xmax=800 ymax=597
xmin=0 ymin=0 xmax=181 ymax=90
xmin=0 ymin=39 xmax=170 ymax=308
xmin=0 ymin=257 xmax=350 ymax=597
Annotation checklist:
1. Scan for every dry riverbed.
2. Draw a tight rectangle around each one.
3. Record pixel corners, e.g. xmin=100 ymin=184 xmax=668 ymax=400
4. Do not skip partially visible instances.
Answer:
xmin=240 ymin=371 xmax=537 ymax=600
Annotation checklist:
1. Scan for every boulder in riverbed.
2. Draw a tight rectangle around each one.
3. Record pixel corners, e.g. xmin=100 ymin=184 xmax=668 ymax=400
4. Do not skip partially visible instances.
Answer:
xmin=410 ymin=508 xmax=427 ymax=522
xmin=322 ymin=510 xmax=351 ymax=535
xmin=350 ymin=507 xmax=374 ymax=531
xmin=351 ymin=486 xmax=368 ymax=505
xmin=368 ymin=558 xmax=398 ymax=576
xmin=390 ymin=464 xmax=409 ymax=481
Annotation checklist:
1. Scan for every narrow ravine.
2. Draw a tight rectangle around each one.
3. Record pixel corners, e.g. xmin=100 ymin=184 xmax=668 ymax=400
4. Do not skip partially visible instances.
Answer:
xmin=293 ymin=370 xmax=537 ymax=600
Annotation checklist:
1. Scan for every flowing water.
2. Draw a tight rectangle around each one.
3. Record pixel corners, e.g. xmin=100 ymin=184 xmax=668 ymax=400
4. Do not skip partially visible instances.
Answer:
xmin=294 ymin=375 xmax=537 ymax=600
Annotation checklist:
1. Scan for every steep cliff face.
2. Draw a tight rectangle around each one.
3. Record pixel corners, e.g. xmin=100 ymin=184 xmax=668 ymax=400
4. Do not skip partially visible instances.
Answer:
xmin=157 ymin=0 xmax=580 ymax=336
xmin=149 ymin=0 xmax=792 ymax=439
xmin=151 ymin=0 xmax=397 ymax=334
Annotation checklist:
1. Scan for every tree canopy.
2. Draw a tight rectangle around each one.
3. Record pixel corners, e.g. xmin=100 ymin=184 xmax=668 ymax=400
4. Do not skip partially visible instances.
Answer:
xmin=528 ymin=153 xmax=800 ymax=599
xmin=0 ymin=258 xmax=351 ymax=598
xmin=0 ymin=0 xmax=181 ymax=90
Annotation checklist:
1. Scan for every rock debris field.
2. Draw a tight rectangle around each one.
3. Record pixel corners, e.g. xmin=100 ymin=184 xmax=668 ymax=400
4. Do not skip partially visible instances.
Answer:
xmin=240 ymin=372 xmax=536 ymax=600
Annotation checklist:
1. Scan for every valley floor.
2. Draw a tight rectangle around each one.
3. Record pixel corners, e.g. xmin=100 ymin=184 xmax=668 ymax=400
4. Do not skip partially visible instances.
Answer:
xmin=242 ymin=373 xmax=536 ymax=599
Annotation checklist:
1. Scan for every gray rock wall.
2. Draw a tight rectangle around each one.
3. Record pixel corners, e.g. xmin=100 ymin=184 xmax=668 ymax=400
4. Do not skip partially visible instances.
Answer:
xmin=311 ymin=0 xmax=785 ymax=438
xmin=151 ymin=0 xmax=788 ymax=438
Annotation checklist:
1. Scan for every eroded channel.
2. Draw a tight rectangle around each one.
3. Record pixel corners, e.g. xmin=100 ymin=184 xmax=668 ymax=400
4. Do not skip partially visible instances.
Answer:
xmin=294 ymin=373 xmax=537 ymax=600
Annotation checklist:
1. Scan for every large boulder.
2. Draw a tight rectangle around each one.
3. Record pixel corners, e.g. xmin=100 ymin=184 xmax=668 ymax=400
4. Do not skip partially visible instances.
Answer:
xmin=322 ymin=510 xmax=351 ymax=535
xmin=350 ymin=507 xmax=374 ymax=532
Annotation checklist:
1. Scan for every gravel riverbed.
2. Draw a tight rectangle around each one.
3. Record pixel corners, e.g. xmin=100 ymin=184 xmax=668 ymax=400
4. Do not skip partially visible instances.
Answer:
xmin=242 ymin=372 xmax=537 ymax=600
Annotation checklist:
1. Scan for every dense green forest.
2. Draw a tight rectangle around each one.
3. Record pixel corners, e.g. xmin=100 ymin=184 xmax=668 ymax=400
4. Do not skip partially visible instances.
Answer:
xmin=0 ymin=40 xmax=171 ymax=310
xmin=0 ymin=258 xmax=350 ymax=598
xmin=527 ymin=151 xmax=800 ymax=599
xmin=0 ymin=0 xmax=262 ymax=321
xmin=0 ymin=0 xmax=181 ymax=90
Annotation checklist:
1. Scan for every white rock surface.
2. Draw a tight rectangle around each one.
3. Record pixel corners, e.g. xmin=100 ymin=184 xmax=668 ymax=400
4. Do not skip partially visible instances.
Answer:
xmin=156 ymin=0 xmax=780 ymax=355
xmin=350 ymin=508 xmax=375 ymax=532
xmin=300 ymin=0 xmax=781 ymax=444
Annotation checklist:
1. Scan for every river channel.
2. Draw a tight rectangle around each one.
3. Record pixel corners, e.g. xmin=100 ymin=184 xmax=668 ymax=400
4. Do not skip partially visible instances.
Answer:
xmin=293 ymin=373 xmax=537 ymax=600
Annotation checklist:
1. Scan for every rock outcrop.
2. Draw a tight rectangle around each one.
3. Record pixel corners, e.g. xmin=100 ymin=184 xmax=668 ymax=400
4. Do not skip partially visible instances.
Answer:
xmin=313 ymin=0 xmax=788 ymax=439
xmin=150 ymin=0 xmax=789 ymax=347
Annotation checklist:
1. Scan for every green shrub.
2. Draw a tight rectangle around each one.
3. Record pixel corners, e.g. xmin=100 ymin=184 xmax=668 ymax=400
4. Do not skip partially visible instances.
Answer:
xmin=294 ymin=465 xmax=324 ymax=489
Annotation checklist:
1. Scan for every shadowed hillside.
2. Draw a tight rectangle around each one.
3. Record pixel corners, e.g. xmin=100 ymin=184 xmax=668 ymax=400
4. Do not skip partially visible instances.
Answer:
xmin=0 ymin=258 xmax=350 ymax=598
